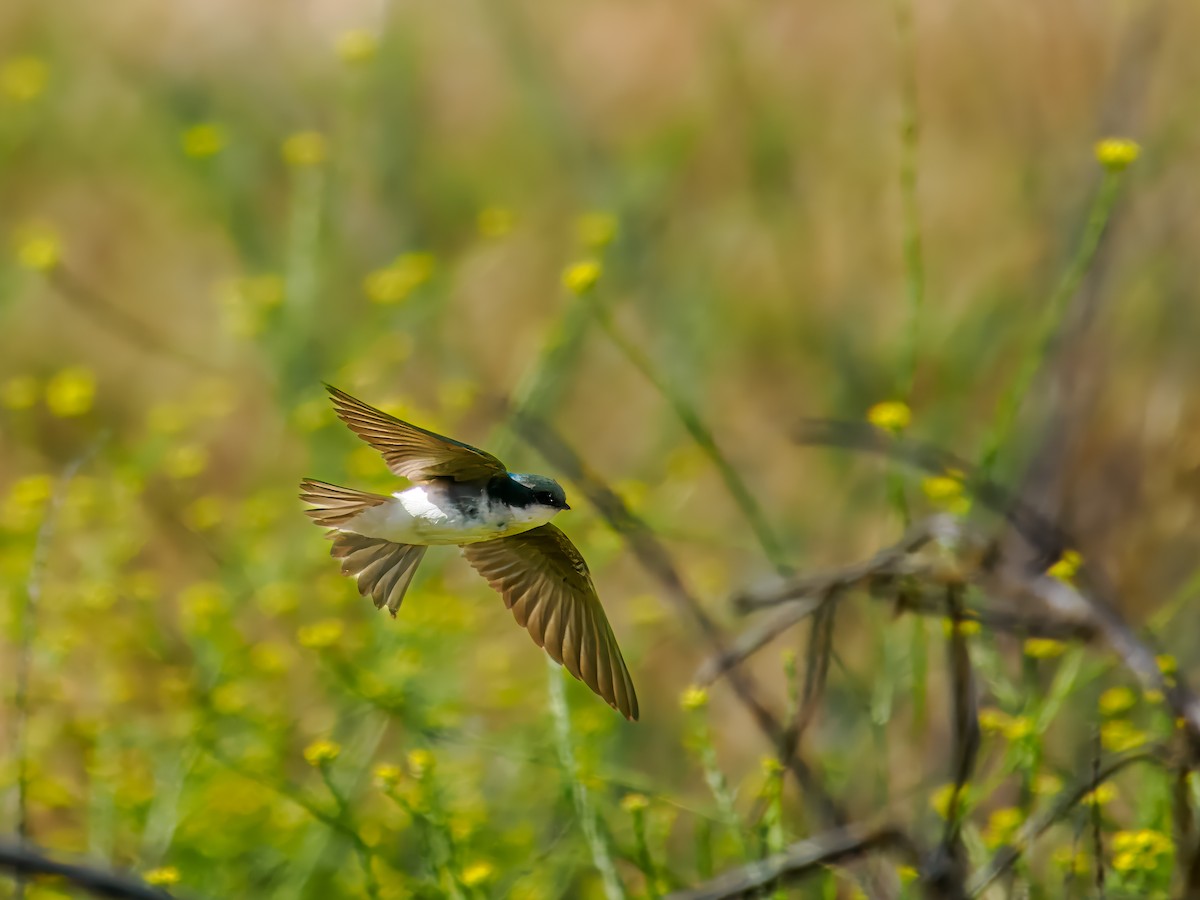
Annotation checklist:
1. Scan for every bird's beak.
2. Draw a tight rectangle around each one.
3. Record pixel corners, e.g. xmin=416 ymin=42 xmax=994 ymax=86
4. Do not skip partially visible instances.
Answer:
xmin=561 ymin=502 xmax=571 ymax=510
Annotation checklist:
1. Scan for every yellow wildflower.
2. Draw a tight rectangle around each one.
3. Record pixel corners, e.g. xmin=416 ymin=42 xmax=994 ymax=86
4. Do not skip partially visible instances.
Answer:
xmin=297 ymin=619 xmax=344 ymax=649
xmin=45 ymin=367 xmax=95 ymax=417
xmin=680 ymin=685 xmax=709 ymax=711
xmin=1098 ymin=686 xmax=1136 ymax=717
xmin=1003 ymin=716 xmax=1036 ymax=742
xmin=1023 ymin=637 xmax=1066 ymax=659
xmin=143 ymin=866 xmax=181 ymax=886
xmin=1111 ymin=829 xmax=1171 ymax=872
xmin=921 ymin=473 xmax=970 ymax=514
xmin=282 ymin=131 xmax=328 ymax=167
xmin=562 ymin=259 xmax=602 ymax=294
xmin=983 ymin=807 xmax=1022 ymax=848
xmin=1082 ymin=783 xmax=1117 ymax=806
xmin=930 ymin=783 xmax=969 ymax=819
xmin=896 ymin=865 xmax=919 ymax=885
xmin=1100 ymin=719 xmax=1147 ymax=753
xmin=1047 ymin=549 xmax=1082 ymax=582
xmin=977 ymin=707 xmax=1011 ymax=734
xmin=478 ymin=206 xmax=515 ymax=238
xmin=336 ymin=29 xmax=378 ymax=64
xmin=620 ymin=793 xmax=649 ymax=813
xmin=1157 ymin=654 xmax=1177 ymax=677
xmin=1094 ymin=138 xmax=1140 ymax=172
xmin=941 ymin=618 xmax=981 ymax=638
xmin=13 ymin=222 xmax=61 ymax=271
xmin=303 ymin=739 xmax=341 ymax=766
xmin=0 ymin=56 xmax=48 ymax=103
xmin=462 ymin=862 xmax=494 ymax=887
xmin=576 ymin=212 xmax=618 ymax=249
xmin=363 ymin=252 xmax=436 ymax=304
xmin=181 ymin=123 xmax=226 ymax=158
xmin=406 ymin=748 xmax=434 ymax=778
xmin=373 ymin=763 xmax=402 ymax=788
xmin=866 ymin=400 xmax=911 ymax=432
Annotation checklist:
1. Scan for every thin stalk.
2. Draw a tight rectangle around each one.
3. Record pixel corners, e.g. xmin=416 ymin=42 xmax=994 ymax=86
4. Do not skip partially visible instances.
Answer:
xmin=980 ymin=171 xmax=1127 ymax=472
xmin=547 ymin=660 xmax=624 ymax=900
xmin=580 ymin=292 xmax=792 ymax=576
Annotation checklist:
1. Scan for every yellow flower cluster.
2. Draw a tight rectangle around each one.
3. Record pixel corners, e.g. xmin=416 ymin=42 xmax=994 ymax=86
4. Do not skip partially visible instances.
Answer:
xmin=407 ymin=748 xmax=435 ymax=778
xmin=1047 ymin=549 xmax=1082 ymax=583
xmin=45 ymin=367 xmax=96 ymax=417
xmin=1023 ymin=637 xmax=1066 ymax=659
xmin=1094 ymin=138 xmax=1140 ymax=172
xmin=562 ymin=259 xmax=602 ymax=295
xmin=143 ymin=866 xmax=181 ymax=886
xmin=620 ymin=793 xmax=649 ymax=813
xmin=181 ymin=123 xmax=226 ymax=158
xmin=364 ymin=252 xmax=436 ymax=304
xmin=1100 ymin=719 xmax=1147 ymax=753
xmin=13 ymin=222 xmax=61 ymax=272
xmin=1111 ymin=829 xmax=1171 ymax=872
xmin=679 ymin=685 xmax=708 ymax=711
xmin=983 ymin=806 xmax=1022 ymax=848
xmin=866 ymin=400 xmax=911 ymax=432
xmin=921 ymin=471 xmax=970 ymax=515
xmin=303 ymin=739 xmax=341 ymax=766
xmin=1098 ymin=686 xmax=1136 ymax=717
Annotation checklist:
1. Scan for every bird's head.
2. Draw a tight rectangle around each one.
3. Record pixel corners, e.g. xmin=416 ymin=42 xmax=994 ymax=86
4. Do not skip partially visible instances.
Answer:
xmin=508 ymin=473 xmax=571 ymax=513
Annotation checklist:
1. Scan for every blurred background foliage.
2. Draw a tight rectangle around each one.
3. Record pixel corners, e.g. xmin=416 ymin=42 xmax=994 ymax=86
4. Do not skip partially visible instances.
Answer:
xmin=2 ymin=0 xmax=1200 ymax=897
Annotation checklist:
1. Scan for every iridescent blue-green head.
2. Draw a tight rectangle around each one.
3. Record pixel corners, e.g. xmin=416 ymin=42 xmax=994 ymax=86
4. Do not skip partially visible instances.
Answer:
xmin=505 ymin=473 xmax=571 ymax=511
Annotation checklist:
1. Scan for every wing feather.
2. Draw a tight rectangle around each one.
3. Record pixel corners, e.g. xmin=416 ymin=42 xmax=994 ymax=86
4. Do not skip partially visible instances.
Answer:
xmin=462 ymin=524 xmax=639 ymax=720
xmin=331 ymin=533 xmax=427 ymax=616
xmin=325 ymin=385 xmax=507 ymax=482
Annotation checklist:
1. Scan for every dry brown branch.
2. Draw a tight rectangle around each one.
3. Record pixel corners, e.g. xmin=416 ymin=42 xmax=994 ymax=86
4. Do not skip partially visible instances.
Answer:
xmin=663 ymin=823 xmax=917 ymax=900
xmin=0 ymin=841 xmax=176 ymax=900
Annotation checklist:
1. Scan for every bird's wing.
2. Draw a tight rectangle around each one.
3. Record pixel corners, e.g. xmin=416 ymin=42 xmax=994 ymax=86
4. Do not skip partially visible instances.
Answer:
xmin=330 ymin=533 xmax=427 ymax=616
xmin=325 ymin=384 xmax=507 ymax=482
xmin=462 ymin=524 xmax=638 ymax=720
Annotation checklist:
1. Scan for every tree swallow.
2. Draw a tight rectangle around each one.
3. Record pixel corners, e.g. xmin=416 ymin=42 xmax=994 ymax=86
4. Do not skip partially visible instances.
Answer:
xmin=300 ymin=385 xmax=638 ymax=720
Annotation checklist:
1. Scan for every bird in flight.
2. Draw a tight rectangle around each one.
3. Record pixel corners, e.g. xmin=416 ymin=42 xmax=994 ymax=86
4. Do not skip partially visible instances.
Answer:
xmin=299 ymin=385 xmax=638 ymax=720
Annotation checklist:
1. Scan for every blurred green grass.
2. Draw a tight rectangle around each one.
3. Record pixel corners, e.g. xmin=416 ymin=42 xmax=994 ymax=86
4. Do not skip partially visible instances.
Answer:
xmin=3 ymin=1 xmax=1200 ymax=897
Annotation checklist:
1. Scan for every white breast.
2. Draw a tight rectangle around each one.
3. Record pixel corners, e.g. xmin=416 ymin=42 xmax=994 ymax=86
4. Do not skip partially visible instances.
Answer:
xmin=341 ymin=485 xmax=557 ymax=546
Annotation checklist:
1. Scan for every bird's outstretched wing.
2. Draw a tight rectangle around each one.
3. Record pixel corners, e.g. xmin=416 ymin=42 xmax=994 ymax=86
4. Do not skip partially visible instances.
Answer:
xmin=462 ymin=524 xmax=639 ymax=720
xmin=325 ymin=384 xmax=507 ymax=482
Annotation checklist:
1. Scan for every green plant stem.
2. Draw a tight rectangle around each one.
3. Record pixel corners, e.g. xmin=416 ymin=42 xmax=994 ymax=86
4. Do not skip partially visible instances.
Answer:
xmin=981 ymin=170 xmax=1126 ymax=473
xmin=547 ymin=660 xmax=625 ymax=900
xmin=581 ymin=292 xmax=792 ymax=576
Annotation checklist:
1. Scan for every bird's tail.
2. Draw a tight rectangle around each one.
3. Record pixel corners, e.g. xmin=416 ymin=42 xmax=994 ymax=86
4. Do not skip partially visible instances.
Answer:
xmin=299 ymin=479 xmax=391 ymax=528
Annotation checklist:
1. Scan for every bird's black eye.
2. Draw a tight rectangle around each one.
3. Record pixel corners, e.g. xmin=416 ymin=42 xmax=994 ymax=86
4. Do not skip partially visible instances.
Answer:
xmin=535 ymin=492 xmax=553 ymax=506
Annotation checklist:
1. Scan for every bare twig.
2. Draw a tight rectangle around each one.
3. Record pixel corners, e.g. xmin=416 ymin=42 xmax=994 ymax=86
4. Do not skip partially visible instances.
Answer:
xmin=507 ymin=407 xmax=849 ymax=829
xmin=795 ymin=423 xmax=1200 ymax=753
xmin=663 ymin=823 xmax=915 ymax=900
xmin=0 ymin=841 xmax=175 ymax=900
